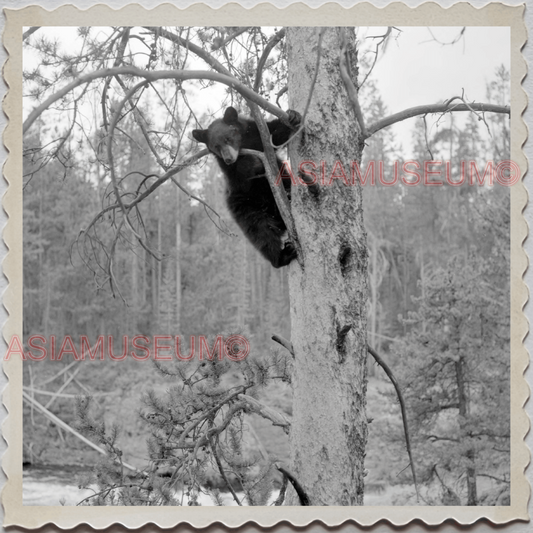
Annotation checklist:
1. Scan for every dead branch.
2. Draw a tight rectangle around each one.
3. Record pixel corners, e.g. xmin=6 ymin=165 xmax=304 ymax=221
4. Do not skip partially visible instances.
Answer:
xmin=23 ymin=391 xmax=139 ymax=473
xmin=44 ymin=366 xmax=82 ymax=409
xmin=143 ymin=27 xmax=231 ymax=76
xmin=101 ymin=78 xmax=226 ymax=279
xmin=302 ymin=28 xmax=326 ymax=124
xmin=271 ymin=334 xmax=294 ymax=356
xmin=169 ymin=176 xmax=232 ymax=236
xmin=359 ymin=27 xmax=397 ymax=88
xmin=78 ymin=148 xmax=210 ymax=254
xmin=276 ymin=86 xmax=288 ymax=108
xmin=340 ymin=29 xmax=368 ymax=138
xmin=367 ymin=102 xmax=509 ymax=138
xmin=275 ymin=465 xmax=310 ymax=506
xmin=127 ymin=150 xmax=209 ymax=210
xmin=105 ymin=79 xmax=162 ymax=264
xmin=23 ymin=26 xmax=39 ymax=41
xmin=240 ymin=394 xmax=290 ymax=434
xmin=24 ymin=66 xmax=292 ymax=135
xmin=254 ymin=28 xmax=286 ymax=93
xmin=367 ymin=344 xmax=419 ymax=502
xmin=23 ymin=387 xmax=115 ymax=398
xmin=189 ymin=402 xmax=248 ymax=454
xmin=268 ymin=28 xmax=325 ymax=154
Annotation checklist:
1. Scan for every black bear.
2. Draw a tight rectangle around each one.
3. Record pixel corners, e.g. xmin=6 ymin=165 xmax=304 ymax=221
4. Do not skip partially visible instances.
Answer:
xmin=192 ymin=106 xmax=301 ymax=268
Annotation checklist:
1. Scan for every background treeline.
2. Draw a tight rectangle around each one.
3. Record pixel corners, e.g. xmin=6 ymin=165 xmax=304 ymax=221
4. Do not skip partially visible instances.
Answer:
xmin=22 ymin=64 xmax=510 ymax=505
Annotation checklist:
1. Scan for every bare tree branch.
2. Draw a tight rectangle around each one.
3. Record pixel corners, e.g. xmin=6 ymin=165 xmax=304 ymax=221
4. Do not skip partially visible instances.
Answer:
xmin=302 ymin=28 xmax=326 ymax=125
xmin=271 ymin=334 xmax=294 ymax=356
xmin=254 ymin=28 xmax=286 ymax=93
xmin=105 ymin=79 xmax=162 ymax=263
xmin=24 ymin=66 xmax=292 ymax=135
xmin=367 ymin=102 xmax=509 ymax=138
xmin=340 ymin=29 xmax=368 ymax=137
xmin=367 ymin=345 xmax=419 ymax=501
xmin=142 ymin=26 xmax=231 ymax=76
xmin=23 ymin=26 xmax=39 ymax=41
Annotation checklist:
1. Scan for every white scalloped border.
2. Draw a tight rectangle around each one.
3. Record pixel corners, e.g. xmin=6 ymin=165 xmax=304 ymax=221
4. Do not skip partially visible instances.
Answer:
xmin=2 ymin=2 xmax=529 ymax=529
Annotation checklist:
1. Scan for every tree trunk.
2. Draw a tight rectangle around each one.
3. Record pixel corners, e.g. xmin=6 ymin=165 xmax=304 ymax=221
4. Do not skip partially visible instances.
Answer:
xmin=157 ymin=190 xmax=163 ymax=324
xmin=455 ymin=354 xmax=478 ymax=505
xmin=175 ymin=182 xmax=182 ymax=333
xmin=286 ymin=27 xmax=368 ymax=506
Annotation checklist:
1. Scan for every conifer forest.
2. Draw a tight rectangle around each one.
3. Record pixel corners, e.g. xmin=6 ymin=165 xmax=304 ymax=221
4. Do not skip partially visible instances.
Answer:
xmin=21 ymin=26 xmax=511 ymax=506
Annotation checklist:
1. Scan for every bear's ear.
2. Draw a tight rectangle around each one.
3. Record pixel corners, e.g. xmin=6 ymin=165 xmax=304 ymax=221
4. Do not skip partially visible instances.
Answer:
xmin=223 ymin=107 xmax=239 ymax=125
xmin=192 ymin=129 xmax=208 ymax=144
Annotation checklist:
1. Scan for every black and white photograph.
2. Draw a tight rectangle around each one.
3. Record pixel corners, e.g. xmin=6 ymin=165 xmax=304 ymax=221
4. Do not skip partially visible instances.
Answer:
xmin=1 ymin=1 xmax=529 ymax=529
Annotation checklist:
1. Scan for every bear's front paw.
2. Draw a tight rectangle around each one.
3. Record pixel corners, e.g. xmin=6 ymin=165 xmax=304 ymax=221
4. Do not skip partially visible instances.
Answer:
xmin=287 ymin=109 xmax=302 ymax=129
xmin=283 ymin=241 xmax=297 ymax=259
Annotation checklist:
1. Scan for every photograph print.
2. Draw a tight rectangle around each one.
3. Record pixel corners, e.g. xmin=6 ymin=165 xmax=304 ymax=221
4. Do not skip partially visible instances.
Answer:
xmin=3 ymin=2 xmax=528 ymax=529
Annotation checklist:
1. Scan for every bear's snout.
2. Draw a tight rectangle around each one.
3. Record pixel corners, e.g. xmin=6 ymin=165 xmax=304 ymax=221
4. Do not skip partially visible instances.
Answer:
xmin=220 ymin=145 xmax=239 ymax=165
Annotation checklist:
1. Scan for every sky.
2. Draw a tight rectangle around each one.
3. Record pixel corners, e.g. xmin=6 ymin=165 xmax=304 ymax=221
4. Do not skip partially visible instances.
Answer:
xmin=23 ymin=26 xmax=511 ymax=160
xmin=361 ymin=26 xmax=510 ymax=157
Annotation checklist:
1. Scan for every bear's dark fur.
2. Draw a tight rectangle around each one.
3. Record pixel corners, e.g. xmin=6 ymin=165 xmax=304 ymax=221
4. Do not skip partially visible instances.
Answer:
xmin=192 ymin=107 xmax=300 ymax=268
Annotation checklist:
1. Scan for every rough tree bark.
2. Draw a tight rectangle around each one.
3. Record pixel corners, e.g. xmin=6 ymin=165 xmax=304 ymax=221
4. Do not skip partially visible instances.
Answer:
xmin=285 ymin=27 xmax=369 ymax=506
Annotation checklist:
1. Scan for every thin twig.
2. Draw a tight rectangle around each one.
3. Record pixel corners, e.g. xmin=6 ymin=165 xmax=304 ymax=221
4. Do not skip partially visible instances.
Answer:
xmin=105 ymin=79 xmax=161 ymax=262
xmin=276 ymin=86 xmax=288 ymax=108
xmin=422 ymin=115 xmax=434 ymax=160
xmin=339 ymin=29 xmax=368 ymax=137
xmin=79 ymin=150 xmax=209 ymax=241
xmin=360 ymin=27 xmax=396 ymax=88
xmin=302 ymin=28 xmax=326 ymax=123
xmin=169 ymin=176 xmax=232 ymax=236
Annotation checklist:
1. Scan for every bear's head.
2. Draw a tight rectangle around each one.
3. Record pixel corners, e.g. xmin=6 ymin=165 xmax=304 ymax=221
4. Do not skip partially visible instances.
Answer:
xmin=192 ymin=107 xmax=242 ymax=165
